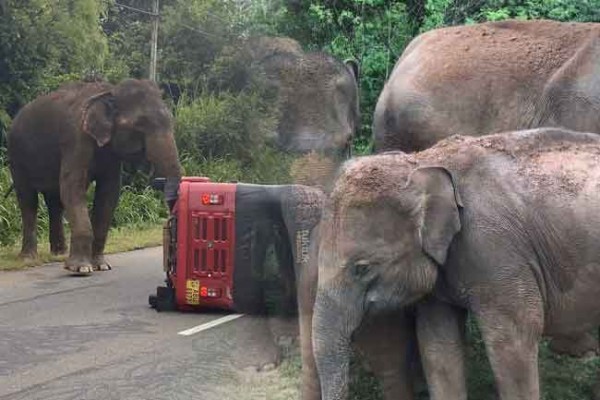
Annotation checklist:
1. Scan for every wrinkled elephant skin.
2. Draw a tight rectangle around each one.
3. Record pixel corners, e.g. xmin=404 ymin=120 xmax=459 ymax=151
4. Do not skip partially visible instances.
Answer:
xmin=7 ymin=79 xmax=181 ymax=274
xmin=373 ymin=19 xmax=600 ymax=153
xmin=314 ymin=128 xmax=600 ymax=400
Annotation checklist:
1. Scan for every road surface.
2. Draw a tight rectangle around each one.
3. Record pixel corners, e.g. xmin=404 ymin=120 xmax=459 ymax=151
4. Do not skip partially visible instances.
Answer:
xmin=0 ymin=247 xmax=297 ymax=400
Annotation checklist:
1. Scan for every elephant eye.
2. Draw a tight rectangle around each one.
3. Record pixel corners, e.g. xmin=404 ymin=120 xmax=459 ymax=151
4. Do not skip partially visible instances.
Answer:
xmin=352 ymin=260 xmax=370 ymax=278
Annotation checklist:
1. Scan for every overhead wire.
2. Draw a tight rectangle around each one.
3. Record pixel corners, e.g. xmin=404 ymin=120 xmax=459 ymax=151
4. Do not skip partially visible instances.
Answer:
xmin=108 ymin=1 xmax=227 ymax=40
xmin=114 ymin=1 xmax=157 ymax=16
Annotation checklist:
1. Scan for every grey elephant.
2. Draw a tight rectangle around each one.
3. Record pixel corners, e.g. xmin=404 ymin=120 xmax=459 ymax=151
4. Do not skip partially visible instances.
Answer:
xmin=7 ymin=79 xmax=181 ymax=274
xmin=373 ymin=19 xmax=600 ymax=152
xmin=373 ymin=17 xmax=600 ymax=360
xmin=313 ymin=127 xmax=600 ymax=400
xmin=241 ymin=36 xmax=360 ymax=158
xmin=293 ymin=199 xmax=419 ymax=400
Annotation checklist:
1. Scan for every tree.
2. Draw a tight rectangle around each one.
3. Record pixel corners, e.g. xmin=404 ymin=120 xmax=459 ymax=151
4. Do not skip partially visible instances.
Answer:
xmin=0 ymin=0 xmax=108 ymax=138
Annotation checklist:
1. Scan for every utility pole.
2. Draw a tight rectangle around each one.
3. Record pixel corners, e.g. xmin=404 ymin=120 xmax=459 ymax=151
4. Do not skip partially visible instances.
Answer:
xmin=149 ymin=0 xmax=159 ymax=82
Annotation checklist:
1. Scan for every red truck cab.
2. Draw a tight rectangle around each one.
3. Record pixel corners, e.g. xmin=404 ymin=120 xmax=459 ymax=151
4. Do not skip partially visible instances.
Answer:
xmin=150 ymin=177 xmax=323 ymax=313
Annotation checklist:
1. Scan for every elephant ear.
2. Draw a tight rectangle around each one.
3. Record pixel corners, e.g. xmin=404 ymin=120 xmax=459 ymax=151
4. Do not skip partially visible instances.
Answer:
xmin=81 ymin=91 xmax=116 ymax=147
xmin=344 ymin=59 xmax=360 ymax=82
xmin=407 ymin=166 xmax=463 ymax=265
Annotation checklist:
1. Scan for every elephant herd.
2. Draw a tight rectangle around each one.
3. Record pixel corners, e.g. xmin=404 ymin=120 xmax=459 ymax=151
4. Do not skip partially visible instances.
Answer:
xmin=5 ymin=17 xmax=600 ymax=400
xmin=300 ymin=19 xmax=600 ymax=400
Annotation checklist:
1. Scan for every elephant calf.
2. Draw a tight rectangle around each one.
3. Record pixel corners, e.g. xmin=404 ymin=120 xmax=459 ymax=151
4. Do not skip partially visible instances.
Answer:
xmin=7 ymin=79 xmax=181 ymax=274
xmin=313 ymin=127 xmax=600 ymax=400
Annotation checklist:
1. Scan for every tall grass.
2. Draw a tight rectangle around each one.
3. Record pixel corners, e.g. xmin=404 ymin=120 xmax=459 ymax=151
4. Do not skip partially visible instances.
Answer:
xmin=0 ymin=160 xmax=22 ymax=246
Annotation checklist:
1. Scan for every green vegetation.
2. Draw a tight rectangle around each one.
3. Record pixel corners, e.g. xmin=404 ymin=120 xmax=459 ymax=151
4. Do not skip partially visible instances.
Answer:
xmin=0 ymin=0 xmax=598 ymax=397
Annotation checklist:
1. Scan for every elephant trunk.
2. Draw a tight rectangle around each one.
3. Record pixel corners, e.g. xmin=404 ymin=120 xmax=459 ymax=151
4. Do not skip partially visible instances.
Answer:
xmin=313 ymin=286 xmax=364 ymax=400
xmin=145 ymin=133 xmax=182 ymax=210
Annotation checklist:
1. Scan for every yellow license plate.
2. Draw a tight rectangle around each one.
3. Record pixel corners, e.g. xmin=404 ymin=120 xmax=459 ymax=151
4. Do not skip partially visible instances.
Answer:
xmin=185 ymin=279 xmax=200 ymax=305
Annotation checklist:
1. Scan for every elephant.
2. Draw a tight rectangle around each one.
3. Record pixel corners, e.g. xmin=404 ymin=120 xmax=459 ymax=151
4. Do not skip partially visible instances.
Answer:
xmin=289 ymin=190 xmax=420 ymax=400
xmin=312 ymin=127 xmax=600 ymax=400
xmin=240 ymin=36 xmax=360 ymax=158
xmin=7 ymin=79 xmax=181 ymax=274
xmin=372 ymin=18 xmax=600 ymax=359
xmin=373 ymin=19 xmax=600 ymax=153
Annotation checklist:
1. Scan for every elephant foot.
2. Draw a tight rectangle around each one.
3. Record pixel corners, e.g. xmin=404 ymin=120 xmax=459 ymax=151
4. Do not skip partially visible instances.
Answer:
xmin=92 ymin=256 xmax=112 ymax=272
xmin=64 ymin=258 xmax=94 ymax=276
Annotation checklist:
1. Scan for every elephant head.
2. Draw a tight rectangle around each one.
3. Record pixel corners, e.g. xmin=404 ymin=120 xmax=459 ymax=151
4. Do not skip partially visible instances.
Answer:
xmin=250 ymin=36 xmax=360 ymax=158
xmin=80 ymin=79 xmax=182 ymax=205
xmin=312 ymin=155 xmax=462 ymax=399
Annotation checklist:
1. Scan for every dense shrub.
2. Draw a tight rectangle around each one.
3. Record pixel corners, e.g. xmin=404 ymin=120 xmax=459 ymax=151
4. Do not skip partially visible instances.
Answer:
xmin=174 ymin=90 xmax=279 ymax=164
xmin=0 ymin=158 xmax=22 ymax=247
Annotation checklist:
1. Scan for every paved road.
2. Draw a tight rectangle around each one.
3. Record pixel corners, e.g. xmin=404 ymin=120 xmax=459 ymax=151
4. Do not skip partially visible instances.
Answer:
xmin=0 ymin=248 xmax=296 ymax=400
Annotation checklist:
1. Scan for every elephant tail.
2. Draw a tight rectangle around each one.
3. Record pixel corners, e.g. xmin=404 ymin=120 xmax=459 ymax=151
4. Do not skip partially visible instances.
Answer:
xmin=3 ymin=184 xmax=13 ymax=199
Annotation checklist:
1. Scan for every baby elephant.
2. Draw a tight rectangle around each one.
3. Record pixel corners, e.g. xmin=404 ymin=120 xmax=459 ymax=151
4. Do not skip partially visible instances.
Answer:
xmin=313 ymin=127 xmax=600 ymax=400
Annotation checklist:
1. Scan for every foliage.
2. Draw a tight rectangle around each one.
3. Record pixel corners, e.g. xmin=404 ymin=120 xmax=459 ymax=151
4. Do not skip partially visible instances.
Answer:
xmin=474 ymin=0 xmax=599 ymax=23
xmin=421 ymin=0 xmax=600 ymax=29
xmin=158 ymin=0 xmax=242 ymax=94
xmin=0 ymin=153 xmax=22 ymax=247
xmin=174 ymin=89 xmax=279 ymax=164
xmin=111 ymin=186 xmax=167 ymax=227
xmin=0 ymin=0 xmax=109 ymax=121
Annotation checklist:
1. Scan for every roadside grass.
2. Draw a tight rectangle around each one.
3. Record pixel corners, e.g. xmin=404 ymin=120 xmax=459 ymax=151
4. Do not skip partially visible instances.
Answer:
xmin=218 ymin=345 xmax=302 ymax=400
xmin=0 ymin=224 xmax=162 ymax=270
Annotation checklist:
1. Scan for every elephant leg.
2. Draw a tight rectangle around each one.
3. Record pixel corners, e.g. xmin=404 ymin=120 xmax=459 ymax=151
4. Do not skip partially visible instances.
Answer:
xmin=91 ymin=174 xmax=121 ymax=271
xmin=15 ymin=186 xmax=38 ymax=259
xmin=416 ymin=299 xmax=467 ymax=400
xmin=43 ymin=192 xmax=66 ymax=255
xmin=354 ymin=310 xmax=416 ymax=400
xmin=61 ymin=171 xmax=94 ymax=275
xmin=298 ymin=254 xmax=320 ymax=400
xmin=476 ymin=302 xmax=543 ymax=400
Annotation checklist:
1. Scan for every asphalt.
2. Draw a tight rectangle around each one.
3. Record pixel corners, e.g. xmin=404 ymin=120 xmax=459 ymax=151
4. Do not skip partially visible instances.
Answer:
xmin=0 ymin=247 xmax=297 ymax=400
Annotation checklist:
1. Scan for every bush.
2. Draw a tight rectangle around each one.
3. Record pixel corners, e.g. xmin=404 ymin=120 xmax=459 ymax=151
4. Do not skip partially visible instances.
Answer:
xmin=0 ymin=163 xmax=22 ymax=247
xmin=179 ymin=147 xmax=294 ymax=185
xmin=111 ymin=186 xmax=167 ymax=228
xmin=174 ymin=90 xmax=279 ymax=165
